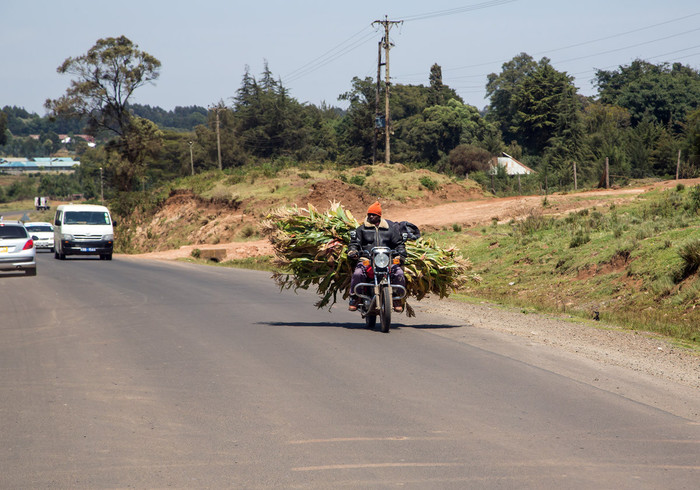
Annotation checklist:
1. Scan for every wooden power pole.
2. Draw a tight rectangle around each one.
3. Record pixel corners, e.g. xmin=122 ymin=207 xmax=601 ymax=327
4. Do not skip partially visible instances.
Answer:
xmin=373 ymin=16 xmax=402 ymax=165
xmin=215 ymin=109 xmax=223 ymax=171
xmin=373 ymin=40 xmax=382 ymax=165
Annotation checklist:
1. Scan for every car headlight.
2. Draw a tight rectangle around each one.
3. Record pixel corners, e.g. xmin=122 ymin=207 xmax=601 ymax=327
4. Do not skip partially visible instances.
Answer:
xmin=103 ymin=234 xmax=114 ymax=241
xmin=61 ymin=234 xmax=74 ymax=241
xmin=374 ymin=252 xmax=390 ymax=268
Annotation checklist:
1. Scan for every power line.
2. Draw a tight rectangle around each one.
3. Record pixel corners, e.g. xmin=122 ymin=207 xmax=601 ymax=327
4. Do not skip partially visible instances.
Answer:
xmin=398 ymin=0 xmax=519 ymax=22
xmin=283 ymin=26 xmax=374 ymax=81
xmin=395 ymin=11 xmax=700 ymax=79
xmin=280 ymin=1 xmax=520 ymax=86
xmin=282 ymin=29 xmax=377 ymax=85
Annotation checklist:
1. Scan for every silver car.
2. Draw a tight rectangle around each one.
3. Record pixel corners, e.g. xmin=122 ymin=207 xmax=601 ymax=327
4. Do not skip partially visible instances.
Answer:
xmin=24 ymin=221 xmax=55 ymax=252
xmin=0 ymin=220 xmax=37 ymax=276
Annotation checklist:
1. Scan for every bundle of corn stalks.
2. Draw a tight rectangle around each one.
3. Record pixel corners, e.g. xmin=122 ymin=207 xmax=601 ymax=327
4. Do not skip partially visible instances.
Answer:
xmin=261 ymin=203 xmax=472 ymax=317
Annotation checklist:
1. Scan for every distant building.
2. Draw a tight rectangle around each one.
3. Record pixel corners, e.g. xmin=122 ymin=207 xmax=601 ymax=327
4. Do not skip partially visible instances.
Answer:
xmin=0 ymin=157 xmax=80 ymax=173
xmin=490 ymin=152 xmax=536 ymax=176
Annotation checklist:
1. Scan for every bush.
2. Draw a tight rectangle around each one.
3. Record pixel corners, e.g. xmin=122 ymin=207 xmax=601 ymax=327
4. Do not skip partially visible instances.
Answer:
xmin=348 ymin=175 xmax=366 ymax=186
xmin=452 ymin=223 xmax=462 ymax=232
xmin=419 ymin=176 xmax=439 ymax=191
xmin=569 ymin=230 xmax=590 ymax=248
xmin=678 ymin=239 xmax=700 ymax=280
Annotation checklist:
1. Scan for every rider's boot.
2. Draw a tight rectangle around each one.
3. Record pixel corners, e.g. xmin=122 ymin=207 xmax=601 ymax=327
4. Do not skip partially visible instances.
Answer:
xmin=393 ymin=299 xmax=403 ymax=313
xmin=348 ymin=296 xmax=359 ymax=311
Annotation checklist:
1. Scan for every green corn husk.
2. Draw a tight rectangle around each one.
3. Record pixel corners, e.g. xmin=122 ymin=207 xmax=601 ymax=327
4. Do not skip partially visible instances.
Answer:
xmin=261 ymin=202 xmax=472 ymax=317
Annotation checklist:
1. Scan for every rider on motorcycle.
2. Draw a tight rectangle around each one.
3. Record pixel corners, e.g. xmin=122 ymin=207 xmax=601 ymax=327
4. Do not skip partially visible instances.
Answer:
xmin=347 ymin=201 xmax=407 ymax=312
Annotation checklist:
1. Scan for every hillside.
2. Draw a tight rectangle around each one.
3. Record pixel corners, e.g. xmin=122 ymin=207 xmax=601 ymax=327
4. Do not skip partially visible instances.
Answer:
xmin=116 ymin=167 xmax=700 ymax=345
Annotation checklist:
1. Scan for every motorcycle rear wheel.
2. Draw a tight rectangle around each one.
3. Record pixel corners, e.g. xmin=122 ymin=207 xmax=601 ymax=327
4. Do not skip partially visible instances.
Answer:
xmin=379 ymin=285 xmax=392 ymax=333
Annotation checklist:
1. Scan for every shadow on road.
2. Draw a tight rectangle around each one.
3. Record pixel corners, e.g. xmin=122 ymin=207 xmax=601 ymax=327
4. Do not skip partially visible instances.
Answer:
xmin=258 ymin=321 xmax=464 ymax=330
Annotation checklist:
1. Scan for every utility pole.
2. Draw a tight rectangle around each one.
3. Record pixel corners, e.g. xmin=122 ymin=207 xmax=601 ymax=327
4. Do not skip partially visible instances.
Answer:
xmin=373 ymin=40 xmax=382 ymax=165
xmin=676 ymin=149 xmax=681 ymax=180
xmin=188 ymin=141 xmax=194 ymax=176
xmin=373 ymin=15 xmax=402 ymax=165
xmin=215 ymin=108 xmax=223 ymax=171
xmin=605 ymin=157 xmax=610 ymax=189
xmin=99 ymin=167 xmax=104 ymax=205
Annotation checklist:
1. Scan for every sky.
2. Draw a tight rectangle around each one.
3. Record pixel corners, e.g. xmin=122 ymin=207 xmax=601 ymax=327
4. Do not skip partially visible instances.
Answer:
xmin=2 ymin=0 xmax=699 ymax=115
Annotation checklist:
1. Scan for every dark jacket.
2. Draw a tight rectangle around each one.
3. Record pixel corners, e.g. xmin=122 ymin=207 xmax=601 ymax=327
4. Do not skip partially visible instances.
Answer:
xmin=348 ymin=217 xmax=407 ymax=258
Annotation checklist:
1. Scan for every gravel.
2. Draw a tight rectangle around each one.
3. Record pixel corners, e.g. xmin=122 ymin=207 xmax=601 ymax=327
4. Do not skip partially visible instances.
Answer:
xmin=416 ymin=296 xmax=700 ymax=390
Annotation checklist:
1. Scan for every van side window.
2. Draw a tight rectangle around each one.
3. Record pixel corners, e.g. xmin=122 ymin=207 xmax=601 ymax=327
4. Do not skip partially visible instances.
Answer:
xmin=54 ymin=211 xmax=62 ymax=225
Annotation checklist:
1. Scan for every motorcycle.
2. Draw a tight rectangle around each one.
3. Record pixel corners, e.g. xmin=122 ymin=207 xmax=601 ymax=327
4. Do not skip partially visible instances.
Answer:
xmin=351 ymin=245 xmax=407 ymax=333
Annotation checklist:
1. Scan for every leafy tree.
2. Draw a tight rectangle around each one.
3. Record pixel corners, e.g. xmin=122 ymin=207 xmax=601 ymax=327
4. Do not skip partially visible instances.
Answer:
xmin=447 ymin=144 xmax=492 ymax=176
xmin=337 ymin=76 xmax=378 ymax=164
xmin=511 ymin=60 xmax=579 ymax=155
xmin=485 ymin=53 xmax=539 ymax=144
xmin=683 ymin=107 xmax=700 ymax=175
xmin=582 ymin=102 xmax=632 ymax=185
xmin=595 ymin=60 xmax=700 ymax=131
xmin=45 ymin=35 xmax=161 ymax=191
xmin=104 ymin=116 xmax=163 ymax=191
xmin=395 ymin=99 xmax=501 ymax=165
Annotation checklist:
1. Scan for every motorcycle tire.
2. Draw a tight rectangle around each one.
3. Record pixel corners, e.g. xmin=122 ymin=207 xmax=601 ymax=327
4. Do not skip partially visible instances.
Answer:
xmin=365 ymin=313 xmax=377 ymax=330
xmin=379 ymin=285 xmax=392 ymax=333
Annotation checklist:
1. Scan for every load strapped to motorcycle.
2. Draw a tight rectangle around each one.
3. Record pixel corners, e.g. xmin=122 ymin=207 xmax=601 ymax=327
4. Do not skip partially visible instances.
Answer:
xmin=261 ymin=203 xmax=472 ymax=331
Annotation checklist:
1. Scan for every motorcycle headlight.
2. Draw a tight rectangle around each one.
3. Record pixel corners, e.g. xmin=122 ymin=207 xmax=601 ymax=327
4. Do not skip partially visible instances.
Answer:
xmin=374 ymin=252 xmax=390 ymax=268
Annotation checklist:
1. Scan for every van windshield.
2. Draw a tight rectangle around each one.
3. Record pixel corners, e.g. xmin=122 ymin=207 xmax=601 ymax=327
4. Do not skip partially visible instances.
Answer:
xmin=64 ymin=211 xmax=111 ymax=225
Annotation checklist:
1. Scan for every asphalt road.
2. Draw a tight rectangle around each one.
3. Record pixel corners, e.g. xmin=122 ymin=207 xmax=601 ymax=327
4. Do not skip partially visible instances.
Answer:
xmin=1 ymin=253 xmax=698 ymax=489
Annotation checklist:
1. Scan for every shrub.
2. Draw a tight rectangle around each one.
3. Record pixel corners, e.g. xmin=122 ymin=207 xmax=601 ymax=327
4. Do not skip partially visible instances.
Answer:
xmin=191 ymin=248 xmax=201 ymax=259
xmin=688 ymin=185 xmax=700 ymax=213
xmin=678 ymin=239 xmax=700 ymax=280
xmin=239 ymin=224 xmax=256 ymax=238
xmin=419 ymin=176 xmax=439 ymax=191
xmin=452 ymin=223 xmax=462 ymax=232
xmin=349 ymin=175 xmax=366 ymax=186
xmin=298 ymin=172 xmax=312 ymax=179
xmin=569 ymin=230 xmax=590 ymax=248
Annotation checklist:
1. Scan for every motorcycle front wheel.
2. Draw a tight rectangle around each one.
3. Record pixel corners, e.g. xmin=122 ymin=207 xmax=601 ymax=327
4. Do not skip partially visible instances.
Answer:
xmin=365 ymin=313 xmax=377 ymax=329
xmin=379 ymin=285 xmax=392 ymax=333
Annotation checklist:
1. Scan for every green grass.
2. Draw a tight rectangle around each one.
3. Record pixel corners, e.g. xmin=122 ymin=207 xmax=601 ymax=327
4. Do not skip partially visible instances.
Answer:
xmin=427 ymin=185 xmax=700 ymax=344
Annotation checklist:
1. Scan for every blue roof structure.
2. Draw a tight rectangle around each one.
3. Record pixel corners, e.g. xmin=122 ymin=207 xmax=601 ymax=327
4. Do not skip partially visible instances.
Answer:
xmin=0 ymin=158 xmax=80 ymax=171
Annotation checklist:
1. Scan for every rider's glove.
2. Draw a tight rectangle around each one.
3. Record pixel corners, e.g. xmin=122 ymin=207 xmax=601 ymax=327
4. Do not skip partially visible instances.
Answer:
xmin=348 ymin=250 xmax=359 ymax=260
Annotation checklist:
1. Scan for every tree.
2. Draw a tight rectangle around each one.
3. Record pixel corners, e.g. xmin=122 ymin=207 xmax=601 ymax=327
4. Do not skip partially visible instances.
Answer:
xmin=511 ymin=61 xmax=579 ymax=155
xmin=447 ymin=144 xmax=492 ymax=176
xmin=232 ymin=62 xmax=308 ymax=160
xmin=595 ymin=60 xmax=700 ymax=131
xmin=0 ymin=111 xmax=8 ymax=146
xmin=427 ymin=63 xmax=462 ymax=107
xmin=45 ymin=36 xmax=161 ymax=191
xmin=683 ymin=107 xmax=700 ymax=175
xmin=337 ymin=76 xmax=378 ymax=164
xmin=582 ymin=102 xmax=632 ymax=184
xmin=485 ymin=53 xmax=539 ymax=144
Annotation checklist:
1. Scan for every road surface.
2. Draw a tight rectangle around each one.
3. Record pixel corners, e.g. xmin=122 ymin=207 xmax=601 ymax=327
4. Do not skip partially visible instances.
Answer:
xmin=1 ymin=253 xmax=698 ymax=488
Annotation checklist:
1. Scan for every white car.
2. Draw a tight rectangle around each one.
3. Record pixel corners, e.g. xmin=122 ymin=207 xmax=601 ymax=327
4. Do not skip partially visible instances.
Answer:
xmin=0 ymin=220 xmax=37 ymax=276
xmin=24 ymin=222 xmax=55 ymax=252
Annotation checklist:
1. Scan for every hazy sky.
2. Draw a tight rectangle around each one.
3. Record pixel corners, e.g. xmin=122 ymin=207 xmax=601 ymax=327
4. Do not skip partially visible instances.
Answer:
xmin=2 ymin=0 xmax=699 ymax=115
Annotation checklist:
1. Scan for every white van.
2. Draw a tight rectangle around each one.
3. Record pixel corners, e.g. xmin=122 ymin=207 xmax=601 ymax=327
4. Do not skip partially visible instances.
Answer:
xmin=54 ymin=204 xmax=116 ymax=260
